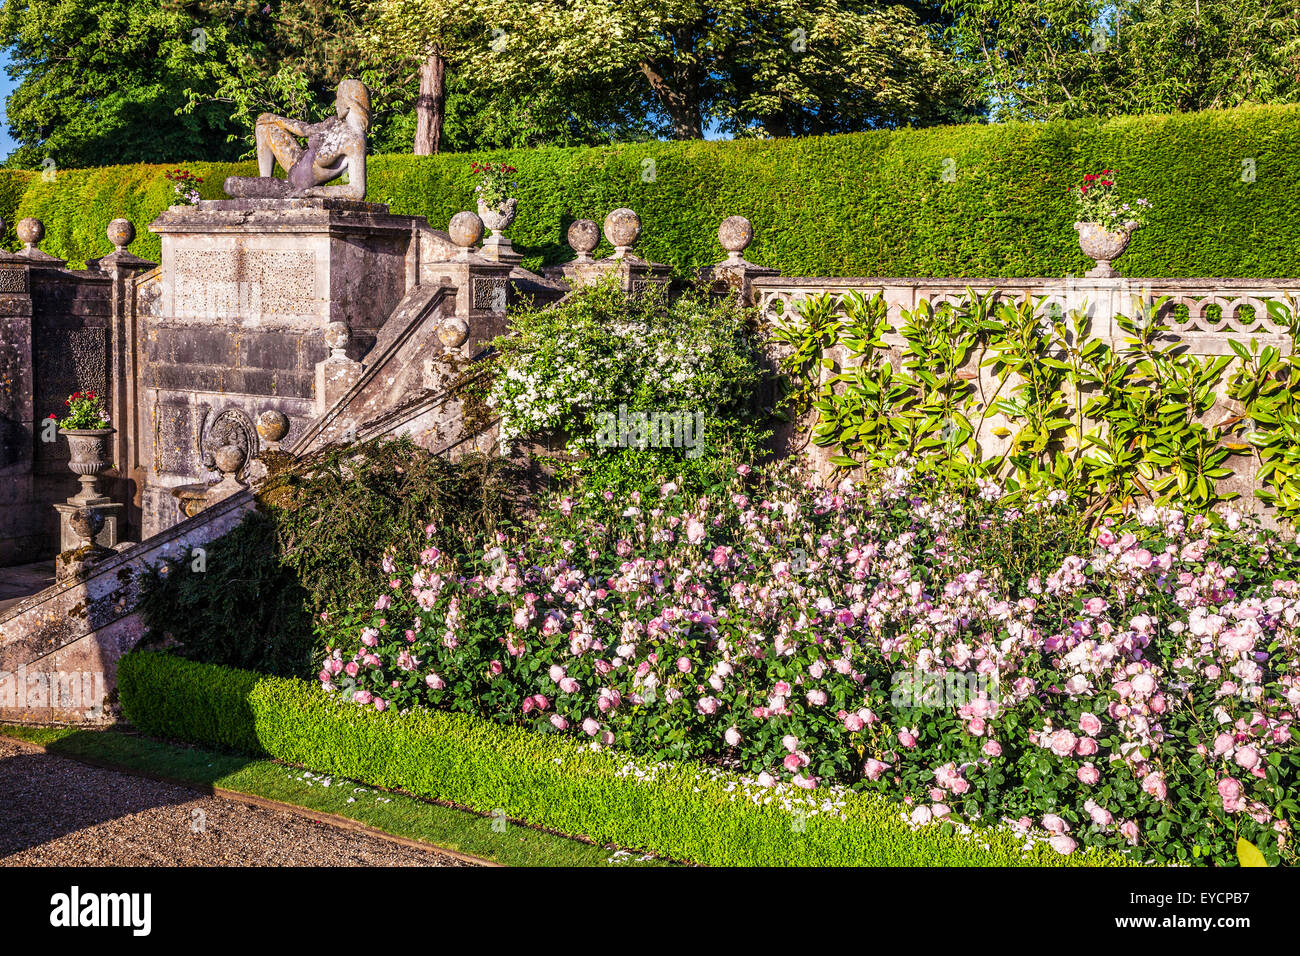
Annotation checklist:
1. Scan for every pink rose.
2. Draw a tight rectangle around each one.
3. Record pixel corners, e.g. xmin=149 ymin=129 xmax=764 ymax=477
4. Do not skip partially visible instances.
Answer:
xmin=1049 ymin=835 xmax=1077 ymax=856
xmin=582 ymin=718 xmax=601 ymax=736
xmin=1234 ymin=746 xmax=1261 ymax=771
xmin=724 ymin=726 xmax=742 ymax=746
xmin=1042 ymin=813 xmax=1069 ymax=835
xmin=1050 ymin=730 xmax=1078 ymax=757
xmin=1078 ymin=712 xmax=1102 ymax=736
xmin=1077 ymin=764 xmax=1100 ymax=785
xmin=549 ymin=714 xmax=569 ymax=731
xmin=425 ymin=673 xmax=445 ymax=690
xmin=982 ymin=740 xmax=1002 ymax=757
xmin=1141 ymin=771 xmax=1168 ymax=801
xmin=1217 ymin=776 xmax=1245 ymax=812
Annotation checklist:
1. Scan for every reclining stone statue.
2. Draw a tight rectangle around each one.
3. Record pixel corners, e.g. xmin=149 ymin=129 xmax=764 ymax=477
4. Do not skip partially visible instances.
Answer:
xmin=224 ymin=79 xmax=370 ymax=201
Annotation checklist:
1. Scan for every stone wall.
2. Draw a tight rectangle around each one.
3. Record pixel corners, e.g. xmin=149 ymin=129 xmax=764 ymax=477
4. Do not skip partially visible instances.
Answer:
xmin=138 ymin=199 xmax=423 ymax=539
xmin=0 ymin=259 xmax=115 ymax=566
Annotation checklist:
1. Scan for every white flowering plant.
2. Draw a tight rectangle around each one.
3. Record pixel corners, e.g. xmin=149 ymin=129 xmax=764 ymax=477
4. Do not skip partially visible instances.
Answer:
xmin=485 ymin=279 xmax=769 ymax=495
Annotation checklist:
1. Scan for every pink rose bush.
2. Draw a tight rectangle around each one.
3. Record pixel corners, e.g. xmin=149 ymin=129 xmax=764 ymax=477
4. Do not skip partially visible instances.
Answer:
xmin=320 ymin=463 xmax=1299 ymax=865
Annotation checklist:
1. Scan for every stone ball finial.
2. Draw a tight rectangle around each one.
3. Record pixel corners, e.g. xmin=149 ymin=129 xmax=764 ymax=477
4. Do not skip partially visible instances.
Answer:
xmin=214 ymin=444 xmax=246 ymax=477
xmin=449 ymin=211 xmax=485 ymax=251
xmin=17 ymin=217 xmax=44 ymax=250
xmin=256 ymin=409 xmax=290 ymax=445
xmin=438 ymin=317 xmax=470 ymax=351
xmin=603 ymin=208 xmax=641 ymax=254
xmin=719 ymin=216 xmax=754 ymax=257
xmin=107 ymin=218 xmax=135 ymax=252
xmin=68 ymin=507 xmax=104 ymax=547
xmin=324 ymin=321 xmax=350 ymax=358
xmin=567 ymin=219 xmax=600 ymax=261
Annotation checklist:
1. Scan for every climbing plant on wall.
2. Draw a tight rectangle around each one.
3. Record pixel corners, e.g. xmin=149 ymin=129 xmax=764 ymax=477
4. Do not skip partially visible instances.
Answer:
xmin=775 ymin=291 xmax=1300 ymax=521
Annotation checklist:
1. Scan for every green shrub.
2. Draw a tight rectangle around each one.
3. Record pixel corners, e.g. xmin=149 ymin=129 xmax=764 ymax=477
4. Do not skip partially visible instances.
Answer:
xmin=137 ymin=438 xmax=528 ymax=677
xmin=13 ymin=104 xmax=1300 ymax=276
xmin=486 ymin=280 xmax=772 ymax=498
xmin=118 ymin=650 xmax=1133 ymax=867
xmin=117 ymin=652 xmax=263 ymax=753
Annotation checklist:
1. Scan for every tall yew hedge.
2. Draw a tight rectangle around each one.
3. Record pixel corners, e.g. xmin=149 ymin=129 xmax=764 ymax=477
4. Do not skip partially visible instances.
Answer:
xmin=5 ymin=104 xmax=1298 ymax=278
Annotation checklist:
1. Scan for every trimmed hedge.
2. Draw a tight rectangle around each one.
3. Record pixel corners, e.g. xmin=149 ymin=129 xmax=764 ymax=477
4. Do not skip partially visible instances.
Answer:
xmin=4 ymin=104 xmax=1300 ymax=277
xmin=117 ymin=650 xmax=1133 ymax=867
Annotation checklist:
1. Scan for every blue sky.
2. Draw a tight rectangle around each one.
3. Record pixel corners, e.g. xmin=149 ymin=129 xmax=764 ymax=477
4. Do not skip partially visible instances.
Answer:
xmin=0 ymin=51 xmax=16 ymax=159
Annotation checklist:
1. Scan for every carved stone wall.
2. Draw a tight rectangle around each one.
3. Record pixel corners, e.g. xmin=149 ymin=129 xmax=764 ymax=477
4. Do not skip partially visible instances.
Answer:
xmin=0 ymin=266 xmax=113 ymax=565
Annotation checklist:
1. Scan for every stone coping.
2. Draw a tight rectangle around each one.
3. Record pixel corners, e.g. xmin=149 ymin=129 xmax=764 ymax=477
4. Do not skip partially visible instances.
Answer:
xmin=0 ymin=488 xmax=254 ymax=629
xmin=148 ymin=198 xmax=419 ymax=236
xmin=751 ymin=276 xmax=1300 ymax=289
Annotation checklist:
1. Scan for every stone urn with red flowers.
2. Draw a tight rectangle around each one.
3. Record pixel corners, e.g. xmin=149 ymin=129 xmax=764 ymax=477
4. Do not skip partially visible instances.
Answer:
xmin=53 ymin=390 xmax=114 ymax=505
xmin=1071 ymin=169 xmax=1152 ymax=278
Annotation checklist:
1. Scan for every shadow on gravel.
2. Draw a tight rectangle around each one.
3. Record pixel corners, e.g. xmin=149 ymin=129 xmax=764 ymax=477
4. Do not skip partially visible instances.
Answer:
xmin=0 ymin=733 xmax=253 ymax=859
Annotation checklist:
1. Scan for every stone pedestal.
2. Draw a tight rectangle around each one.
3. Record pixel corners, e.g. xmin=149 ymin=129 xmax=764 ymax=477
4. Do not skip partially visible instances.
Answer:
xmin=143 ymin=198 xmax=421 ymax=537
xmin=565 ymin=209 xmax=671 ymax=299
xmin=54 ymin=501 xmax=123 ymax=552
xmin=698 ymin=216 xmax=779 ymax=306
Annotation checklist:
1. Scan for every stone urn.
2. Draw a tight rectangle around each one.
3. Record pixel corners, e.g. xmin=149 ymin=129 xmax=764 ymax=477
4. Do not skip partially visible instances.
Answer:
xmin=476 ymin=197 xmax=520 ymax=264
xmin=60 ymin=427 xmax=115 ymax=505
xmin=476 ymin=196 xmax=518 ymax=234
xmin=1075 ymin=221 xmax=1139 ymax=278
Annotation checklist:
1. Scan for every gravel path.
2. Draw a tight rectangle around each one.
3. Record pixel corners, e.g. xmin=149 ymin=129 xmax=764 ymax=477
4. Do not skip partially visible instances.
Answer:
xmin=0 ymin=739 xmax=476 ymax=867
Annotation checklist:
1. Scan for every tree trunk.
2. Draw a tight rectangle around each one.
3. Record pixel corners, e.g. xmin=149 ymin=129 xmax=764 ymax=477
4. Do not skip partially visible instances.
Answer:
xmin=639 ymin=61 xmax=703 ymax=139
xmin=414 ymin=53 xmax=446 ymax=155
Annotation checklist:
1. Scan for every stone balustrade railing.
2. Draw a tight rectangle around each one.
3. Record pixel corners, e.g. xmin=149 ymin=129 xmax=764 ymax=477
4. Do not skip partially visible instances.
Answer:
xmin=747 ymin=276 xmax=1299 ymax=355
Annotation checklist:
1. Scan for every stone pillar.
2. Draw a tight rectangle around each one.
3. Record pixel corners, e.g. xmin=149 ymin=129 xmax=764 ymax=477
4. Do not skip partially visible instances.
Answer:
xmin=315 ymin=321 xmax=364 ymax=415
xmin=566 ymin=208 xmax=671 ymax=298
xmin=699 ymin=215 xmax=780 ymax=307
xmin=143 ymin=197 xmax=419 ymax=537
xmin=0 ymin=219 xmax=36 ymax=565
xmin=90 ymin=218 xmax=156 ymax=542
xmin=438 ymin=211 xmax=513 ymax=357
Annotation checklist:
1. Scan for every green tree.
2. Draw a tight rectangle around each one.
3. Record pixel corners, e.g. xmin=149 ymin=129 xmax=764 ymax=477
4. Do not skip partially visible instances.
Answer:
xmin=371 ymin=0 xmax=979 ymax=140
xmin=944 ymin=0 xmax=1300 ymax=119
xmin=0 ymin=0 xmax=252 ymax=167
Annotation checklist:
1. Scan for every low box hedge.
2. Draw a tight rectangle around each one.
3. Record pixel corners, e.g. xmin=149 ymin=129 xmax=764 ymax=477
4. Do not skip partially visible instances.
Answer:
xmin=117 ymin=650 xmax=1133 ymax=867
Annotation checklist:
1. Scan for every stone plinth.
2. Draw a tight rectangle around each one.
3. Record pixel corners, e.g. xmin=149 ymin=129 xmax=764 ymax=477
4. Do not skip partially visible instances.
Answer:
xmin=142 ymin=198 xmax=421 ymax=538
xmin=54 ymin=501 xmax=123 ymax=552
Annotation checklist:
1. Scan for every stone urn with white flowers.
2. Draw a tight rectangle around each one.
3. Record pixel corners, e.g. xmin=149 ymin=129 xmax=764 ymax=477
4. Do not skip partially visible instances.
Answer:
xmin=1070 ymin=169 xmax=1151 ymax=278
